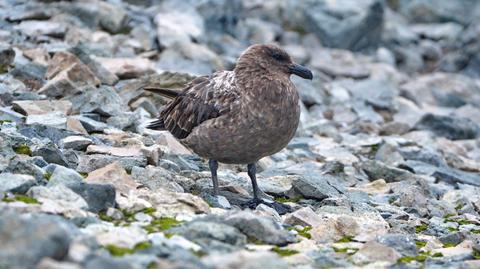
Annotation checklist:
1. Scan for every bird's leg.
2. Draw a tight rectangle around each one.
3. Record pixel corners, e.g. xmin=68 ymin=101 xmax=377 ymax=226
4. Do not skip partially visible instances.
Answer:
xmin=209 ymin=159 xmax=219 ymax=196
xmin=247 ymin=163 xmax=261 ymax=200
xmin=243 ymin=163 xmax=292 ymax=215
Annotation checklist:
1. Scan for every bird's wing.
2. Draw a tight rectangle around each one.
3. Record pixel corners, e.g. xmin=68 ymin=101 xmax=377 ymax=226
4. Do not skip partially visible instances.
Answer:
xmin=148 ymin=71 xmax=239 ymax=139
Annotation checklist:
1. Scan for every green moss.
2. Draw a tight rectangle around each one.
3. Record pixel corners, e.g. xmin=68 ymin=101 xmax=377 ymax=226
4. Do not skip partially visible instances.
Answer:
xmin=471 ymin=229 xmax=480 ymax=234
xmin=443 ymin=242 xmax=458 ymax=248
xmin=147 ymin=263 xmax=157 ymax=269
xmin=271 ymin=246 xmax=299 ymax=257
xmin=0 ymin=120 xmax=12 ymax=124
xmin=473 ymin=249 xmax=480 ymax=260
xmin=447 ymin=227 xmax=458 ymax=232
xmin=143 ymin=217 xmax=182 ymax=234
xmin=397 ymin=254 xmax=427 ymax=263
xmin=121 ymin=209 xmax=136 ymax=222
xmin=13 ymin=144 xmax=31 ymax=155
xmin=44 ymin=172 xmax=52 ymax=181
xmin=98 ymin=211 xmax=114 ymax=222
xmin=336 ymin=236 xmax=354 ymax=243
xmin=415 ymin=240 xmax=427 ymax=248
xmin=432 ymin=253 xmax=443 ymax=258
xmin=333 ymin=247 xmax=358 ymax=255
xmin=2 ymin=194 xmax=39 ymax=204
xmin=104 ymin=241 xmax=152 ymax=257
xmin=455 ymin=204 xmax=463 ymax=210
xmin=388 ymin=196 xmax=397 ymax=204
xmin=274 ymin=196 xmax=302 ymax=203
xmin=142 ymin=207 xmax=156 ymax=215
xmin=191 ymin=250 xmax=207 ymax=257
xmin=297 ymin=226 xmax=312 ymax=239
xmin=415 ymin=224 xmax=428 ymax=233
xmin=79 ymin=172 xmax=88 ymax=178
xmin=247 ymin=237 xmax=265 ymax=245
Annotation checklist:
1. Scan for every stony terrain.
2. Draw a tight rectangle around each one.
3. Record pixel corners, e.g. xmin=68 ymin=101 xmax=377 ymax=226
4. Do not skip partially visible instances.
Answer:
xmin=1 ymin=0 xmax=480 ymax=268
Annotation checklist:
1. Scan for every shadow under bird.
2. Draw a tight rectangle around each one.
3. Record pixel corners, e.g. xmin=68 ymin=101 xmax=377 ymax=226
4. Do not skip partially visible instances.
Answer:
xmin=145 ymin=44 xmax=313 ymax=214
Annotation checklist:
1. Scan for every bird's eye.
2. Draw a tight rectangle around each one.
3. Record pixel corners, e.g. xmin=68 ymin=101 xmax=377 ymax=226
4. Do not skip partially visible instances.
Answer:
xmin=271 ymin=52 xmax=287 ymax=62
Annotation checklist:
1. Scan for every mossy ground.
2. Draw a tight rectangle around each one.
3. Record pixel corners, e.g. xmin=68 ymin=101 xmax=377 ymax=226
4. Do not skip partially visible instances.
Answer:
xmin=2 ymin=194 xmax=39 ymax=204
xmin=271 ymin=246 xmax=299 ymax=257
xmin=104 ymin=241 xmax=152 ymax=256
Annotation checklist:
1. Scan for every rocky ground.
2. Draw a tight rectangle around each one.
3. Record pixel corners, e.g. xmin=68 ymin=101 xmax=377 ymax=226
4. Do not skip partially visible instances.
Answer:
xmin=1 ymin=0 xmax=480 ymax=268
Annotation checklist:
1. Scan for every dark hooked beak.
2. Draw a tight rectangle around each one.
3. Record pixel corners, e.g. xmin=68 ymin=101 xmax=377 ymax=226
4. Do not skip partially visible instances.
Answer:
xmin=288 ymin=63 xmax=313 ymax=80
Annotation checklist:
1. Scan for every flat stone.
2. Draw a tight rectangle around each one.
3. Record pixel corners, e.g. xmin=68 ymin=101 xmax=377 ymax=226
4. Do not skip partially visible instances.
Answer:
xmin=12 ymin=100 xmax=72 ymax=116
xmin=203 ymin=250 xmax=289 ymax=269
xmin=284 ymin=206 xmax=324 ymax=227
xmin=46 ymin=165 xmax=84 ymax=187
xmin=0 ymin=210 xmax=75 ymax=269
xmin=81 ymin=223 xmax=147 ymax=249
xmin=13 ymin=20 xmax=66 ymax=37
xmin=86 ymin=145 xmax=142 ymax=157
xmin=152 ymin=131 xmax=192 ymax=155
xmin=85 ymin=162 xmax=138 ymax=196
xmin=351 ymin=241 xmax=401 ymax=265
xmin=130 ymin=166 xmax=183 ymax=192
xmin=94 ymin=57 xmax=155 ymax=79
xmin=361 ymin=160 xmax=415 ymax=183
xmin=68 ymin=182 xmax=116 ymax=213
xmin=139 ymin=188 xmax=210 ymax=216
xmin=0 ymin=173 xmax=36 ymax=194
xmin=25 ymin=112 xmax=67 ymax=129
xmin=223 ymin=210 xmax=295 ymax=246
xmin=76 ymin=154 xmax=147 ymax=173
xmin=59 ymin=136 xmax=92 ymax=151
xmin=414 ymin=113 xmax=479 ymax=140
xmin=292 ymin=174 xmax=345 ymax=200
xmin=27 ymin=185 xmax=89 ymax=214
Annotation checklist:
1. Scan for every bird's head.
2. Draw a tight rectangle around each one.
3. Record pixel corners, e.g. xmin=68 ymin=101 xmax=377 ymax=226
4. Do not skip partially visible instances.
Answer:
xmin=235 ymin=44 xmax=313 ymax=80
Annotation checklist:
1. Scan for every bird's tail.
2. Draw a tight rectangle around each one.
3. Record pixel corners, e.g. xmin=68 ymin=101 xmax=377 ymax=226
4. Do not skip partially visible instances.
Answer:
xmin=146 ymin=118 xmax=165 ymax=130
xmin=143 ymin=87 xmax=179 ymax=99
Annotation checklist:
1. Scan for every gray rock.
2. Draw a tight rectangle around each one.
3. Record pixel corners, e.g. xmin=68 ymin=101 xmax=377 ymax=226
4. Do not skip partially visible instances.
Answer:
xmin=85 ymin=256 xmax=134 ymax=269
xmin=376 ymin=233 xmax=418 ymax=256
xmin=0 ymin=210 xmax=75 ymax=269
xmin=292 ymin=174 xmax=345 ymax=200
xmin=59 ymin=136 xmax=93 ymax=151
xmin=414 ymin=114 xmax=479 ymax=140
xmin=361 ymin=160 xmax=415 ymax=183
xmin=97 ymin=1 xmax=129 ymax=34
xmin=13 ymin=20 xmax=66 ymax=37
xmin=70 ymin=115 xmax=108 ymax=133
xmin=0 ymin=46 xmax=15 ymax=70
xmin=432 ymin=167 xmax=480 ymax=187
xmin=68 ymin=182 xmax=116 ymax=213
xmin=76 ymin=154 xmax=147 ymax=173
xmin=4 ymin=156 xmax=45 ymax=181
xmin=0 ymin=173 xmax=36 ymax=194
xmin=28 ymin=184 xmax=89 ymax=212
xmin=304 ymin=0 xmax=384 ymax=51
xmin=71 ymin=86 xmax=125 ymax=117
xmin=68 ymin=46 xmax=118 ymax=85
xmin=32 ymin=142 xmax=69 ymax=167
xmin=131 ymin=166 xmax=183 ymax=192
xmin=18 ymin=124 xmax=76 ymax=145
xmin=171 ymin=220 xmax=247 ymax=252
xmin=196 ymin=0 xmax=243 ymax=36
xmin=344 ymin=79 xmax=397 ymax=110
xmin=223 ymin=210 xmax=295 ymax=246
xmin=46 ymin=165 xmax=84 ymax=187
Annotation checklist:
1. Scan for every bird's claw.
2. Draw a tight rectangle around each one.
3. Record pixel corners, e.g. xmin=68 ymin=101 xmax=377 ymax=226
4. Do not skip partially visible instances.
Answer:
xmin=241 ymin=198 xmax=292 ymax=215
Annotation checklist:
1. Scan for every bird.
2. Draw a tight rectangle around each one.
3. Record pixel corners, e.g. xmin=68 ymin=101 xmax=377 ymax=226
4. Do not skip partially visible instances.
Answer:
xmin=145 ymin=44 xmax=313 ymax=213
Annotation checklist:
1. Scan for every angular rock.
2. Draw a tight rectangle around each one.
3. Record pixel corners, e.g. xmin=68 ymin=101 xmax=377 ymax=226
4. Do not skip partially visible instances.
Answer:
xmin=94 ymin=57 xmax=155 ymax=79
xmin=85 ymin=145 xmax=142 ymax=157
xmin=203 ymin=250 xmax=289 ymax=269
xmin=414 ymin=114 xmax=479 ymax=140
xmin=70 ymin=86 xmax=124 ymax=117
xmin=46 ymin=165 xmax=84 ymax=187
xmin=97 ymin=1 xmax=129 ymax=34
xmin=59 ymin=136 xmax=92 ymax=151
xmin=68 ymin=182 xmax=116 ymax=213
xmin=223 ymin=210 xmax=295 ymax=246
xmin=0 ymin=210 xmax=75 ymax=269
xmin=361 ymin=160 xmax=415 ymax=183
xmin=27 ymin=185 xmax=89 ymax=214
xmin=13 ymin=20 xmax=66 ymax=37
xmin=68 ymin=46 xmax=118 ymax=85
xmin=76 ymin=154 xmax=147 ymax=173
xmin=376 ymin=233 xmax=418 ymax=256
xmin=85 ymin=162 xmax=138 ymax=195
xmin=130 ymin=166 xmax=183 ymax=192
xmin=12 ymin=100 xmax=72 ymax=116
xmin=350 ymin=241 xmax=401 ymax=265
xmin=0 ymin=173 xmax=36 ymax=194
xmin=304 ymin=0 xmax=384 ymax=51
xmin=140 ymin=189 xmax=210 ymax=216
xmin=292 ymin=174 xmax=345 ymax=200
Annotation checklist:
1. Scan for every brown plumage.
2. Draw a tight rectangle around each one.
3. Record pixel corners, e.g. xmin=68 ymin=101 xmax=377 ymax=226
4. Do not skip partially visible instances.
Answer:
xmin=146 ymin=44 xmax=313 ymax=213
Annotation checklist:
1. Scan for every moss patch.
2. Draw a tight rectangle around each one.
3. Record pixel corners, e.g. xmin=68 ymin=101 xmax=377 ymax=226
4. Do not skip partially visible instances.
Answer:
xmin=0 ymin=120 xmax=12 ymax=124
xmin=415 ymin=240 xmax=427 ymax=248
xmin=142 ymin=207 xmax=156 ymax=215
xmin=336 ymin=236 xmax=354 ymax=243
xmin=274 ymin=196 xmax=302 ymax=203
xmin=297 ymin=226 xmax=312 ymax=239
xmin=143 ymin=217 xmax=182 ymax=234
xmin=271 ymin=246 xmax=299 ymax=257
xmin=473 ymin=249 xmax=480 ymax=260
xmin=44 ymin=172 xmax=52 ymax=181
xmin=333 ymin=247 xmax=358 ymax=255
xmin=104 ymin=241 xmax=152 ymax=256
xmin=443 ymin=242 xmax=458 ymax=248
xmin=13 ymin=144 xmax=31 ymax=155
xmin=2 ymin=194 xmax=39 ymax=204
xmin=415 ymin=224 xmax=428 ymax=233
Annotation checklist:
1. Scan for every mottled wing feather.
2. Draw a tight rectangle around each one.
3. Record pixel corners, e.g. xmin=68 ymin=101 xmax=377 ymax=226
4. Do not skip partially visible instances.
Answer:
xmin=151 ymin=71 xmax=238 ymax=139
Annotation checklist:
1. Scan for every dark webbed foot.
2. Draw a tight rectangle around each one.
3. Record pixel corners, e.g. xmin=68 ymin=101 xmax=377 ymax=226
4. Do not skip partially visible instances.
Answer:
xmin=241 ymin=198 xmax=292 ymax=215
